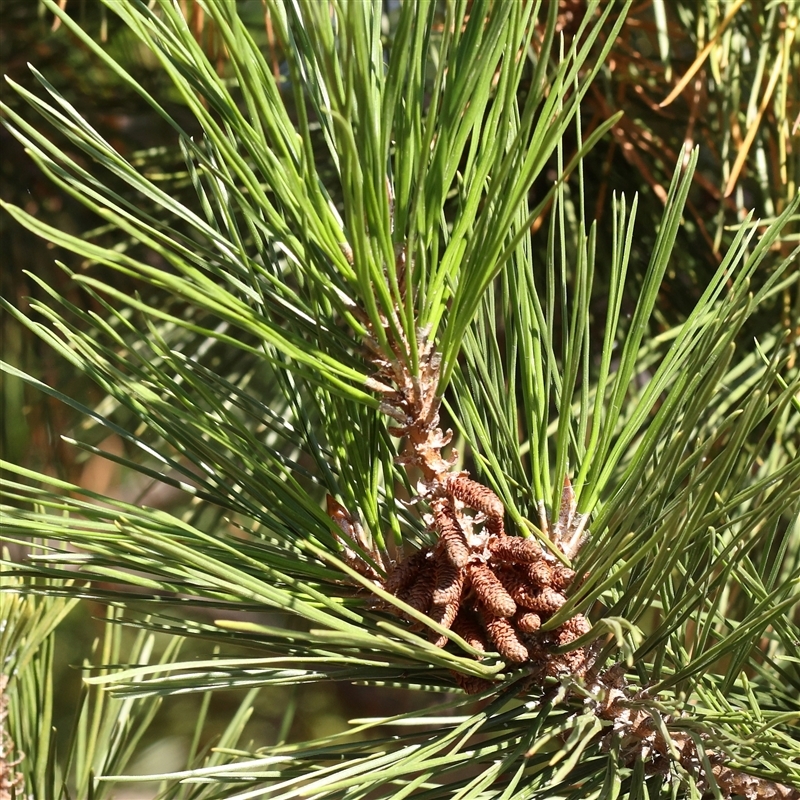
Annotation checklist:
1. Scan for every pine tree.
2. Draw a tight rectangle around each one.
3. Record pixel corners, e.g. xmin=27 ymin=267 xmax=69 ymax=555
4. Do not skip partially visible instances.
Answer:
xmin=2 ymin=2 xmax=799 ymax=798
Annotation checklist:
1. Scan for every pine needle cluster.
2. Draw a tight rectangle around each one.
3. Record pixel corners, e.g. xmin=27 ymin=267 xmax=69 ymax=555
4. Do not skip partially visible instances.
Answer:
xmin=1 ymin=2 xmax=798 ymax=799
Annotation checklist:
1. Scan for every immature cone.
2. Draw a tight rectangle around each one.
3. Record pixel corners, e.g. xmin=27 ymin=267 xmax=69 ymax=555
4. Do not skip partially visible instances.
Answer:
xmin=468 ymin=562 xmax=517 ymax=618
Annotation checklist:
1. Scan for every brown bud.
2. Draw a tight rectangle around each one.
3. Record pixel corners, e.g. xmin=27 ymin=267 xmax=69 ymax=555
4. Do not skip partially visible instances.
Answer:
xmin=515 ymin=610 xmax=542 ymax=633
xmin=432 ymin=497 xmax=469 ymax=568
xmin=451 ymin=609 xmax=488 ymax=653
xmin=484 ymin=613 xmax=529 ymax=663
xmin=601 ymin=663 xmax=628 ymax=690
xmin=384 ymin=547 xmax=430 ymax=596
xmin=433 ymin=556 xmax=466 ymax=605
xmin=380 ymin=401 xmax=410 ymax=424
xmin=451 ymin=671 xmax=493 ymax=694
xmin=447 ymin=475 xmax=505 ymax=518
xmin=468 ymin=563 xmax=517 ymax=618
xmin=326 ymin=494 xmax=356 ymax=533
xmin=326 ymin=495 xmax=382 ymax=579
xmin=489 ymin=536 xmax=542 ymax=564
xmin=523 ymin=560 xmax=554 ymax=588
xmin=632 ymin=715 xmax=657 ymax=737
xmin=557 ymin=475 xmax=576 ymax=533
xmin=550 ymin=565 xmax=576 ymax=590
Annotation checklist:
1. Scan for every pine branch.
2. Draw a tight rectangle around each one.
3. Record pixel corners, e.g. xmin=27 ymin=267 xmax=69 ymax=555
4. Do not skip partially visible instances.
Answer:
xmin=1 ymin=1 xmax=798 ymax=797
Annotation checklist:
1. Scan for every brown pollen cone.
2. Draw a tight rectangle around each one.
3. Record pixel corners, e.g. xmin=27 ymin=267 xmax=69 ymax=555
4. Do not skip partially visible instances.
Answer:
xmin=432 ymin=497 xmax=470 ymax=568
xmin=451 ymin=671 xmax=493 ymax=695
xmin=431 ymin=556 xmax=465 ymax=606
xmin=524 ymin=560 xmax=554 ymax=588
xmin=556 ymin=614 xmax=591 ymax=645
xmin=468 ymin=562 xmax=517 ymax=617
xmin=485 ymin=515 xmax=505 ymax=537
xmin=401 ymin=558 xmax=436 ymax=615
xmin=495 ymin=565 xmax=538 ymax=608
xmin=451 ymin=608 xmax=488 ymax=653
xmin=430 ymin=599 xmax=462 ymax=647
xmin=447 ymin=475 xmax=505 ymax=518
xmin=484 ymin=613 xmax=529 ymax=663
xmin=551 ymin=565 xmax=576 ymax=590
xmin=384 ymin=547 xmax=430 ymax=596
xmin=515 ymin=610 xmax=542 ymax=633
xmin=488 ymin=535 xmax=542 ymax=563
xmin=522 ymin=586 xmax=567 ymax=614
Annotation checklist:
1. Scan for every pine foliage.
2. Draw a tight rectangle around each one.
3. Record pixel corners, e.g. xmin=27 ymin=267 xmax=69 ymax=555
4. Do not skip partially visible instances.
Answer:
xmin=1 ymin=1 xmax=799 ymax=798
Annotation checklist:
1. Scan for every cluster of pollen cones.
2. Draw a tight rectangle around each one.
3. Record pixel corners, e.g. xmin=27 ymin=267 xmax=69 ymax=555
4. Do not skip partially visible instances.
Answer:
xmin=385 ymin=475 xmax=590 ymax=692
xmin=326 ymin=329 xmax=592 ymax=692
xmin=327 ymin=473 xmax=591 ymax=694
